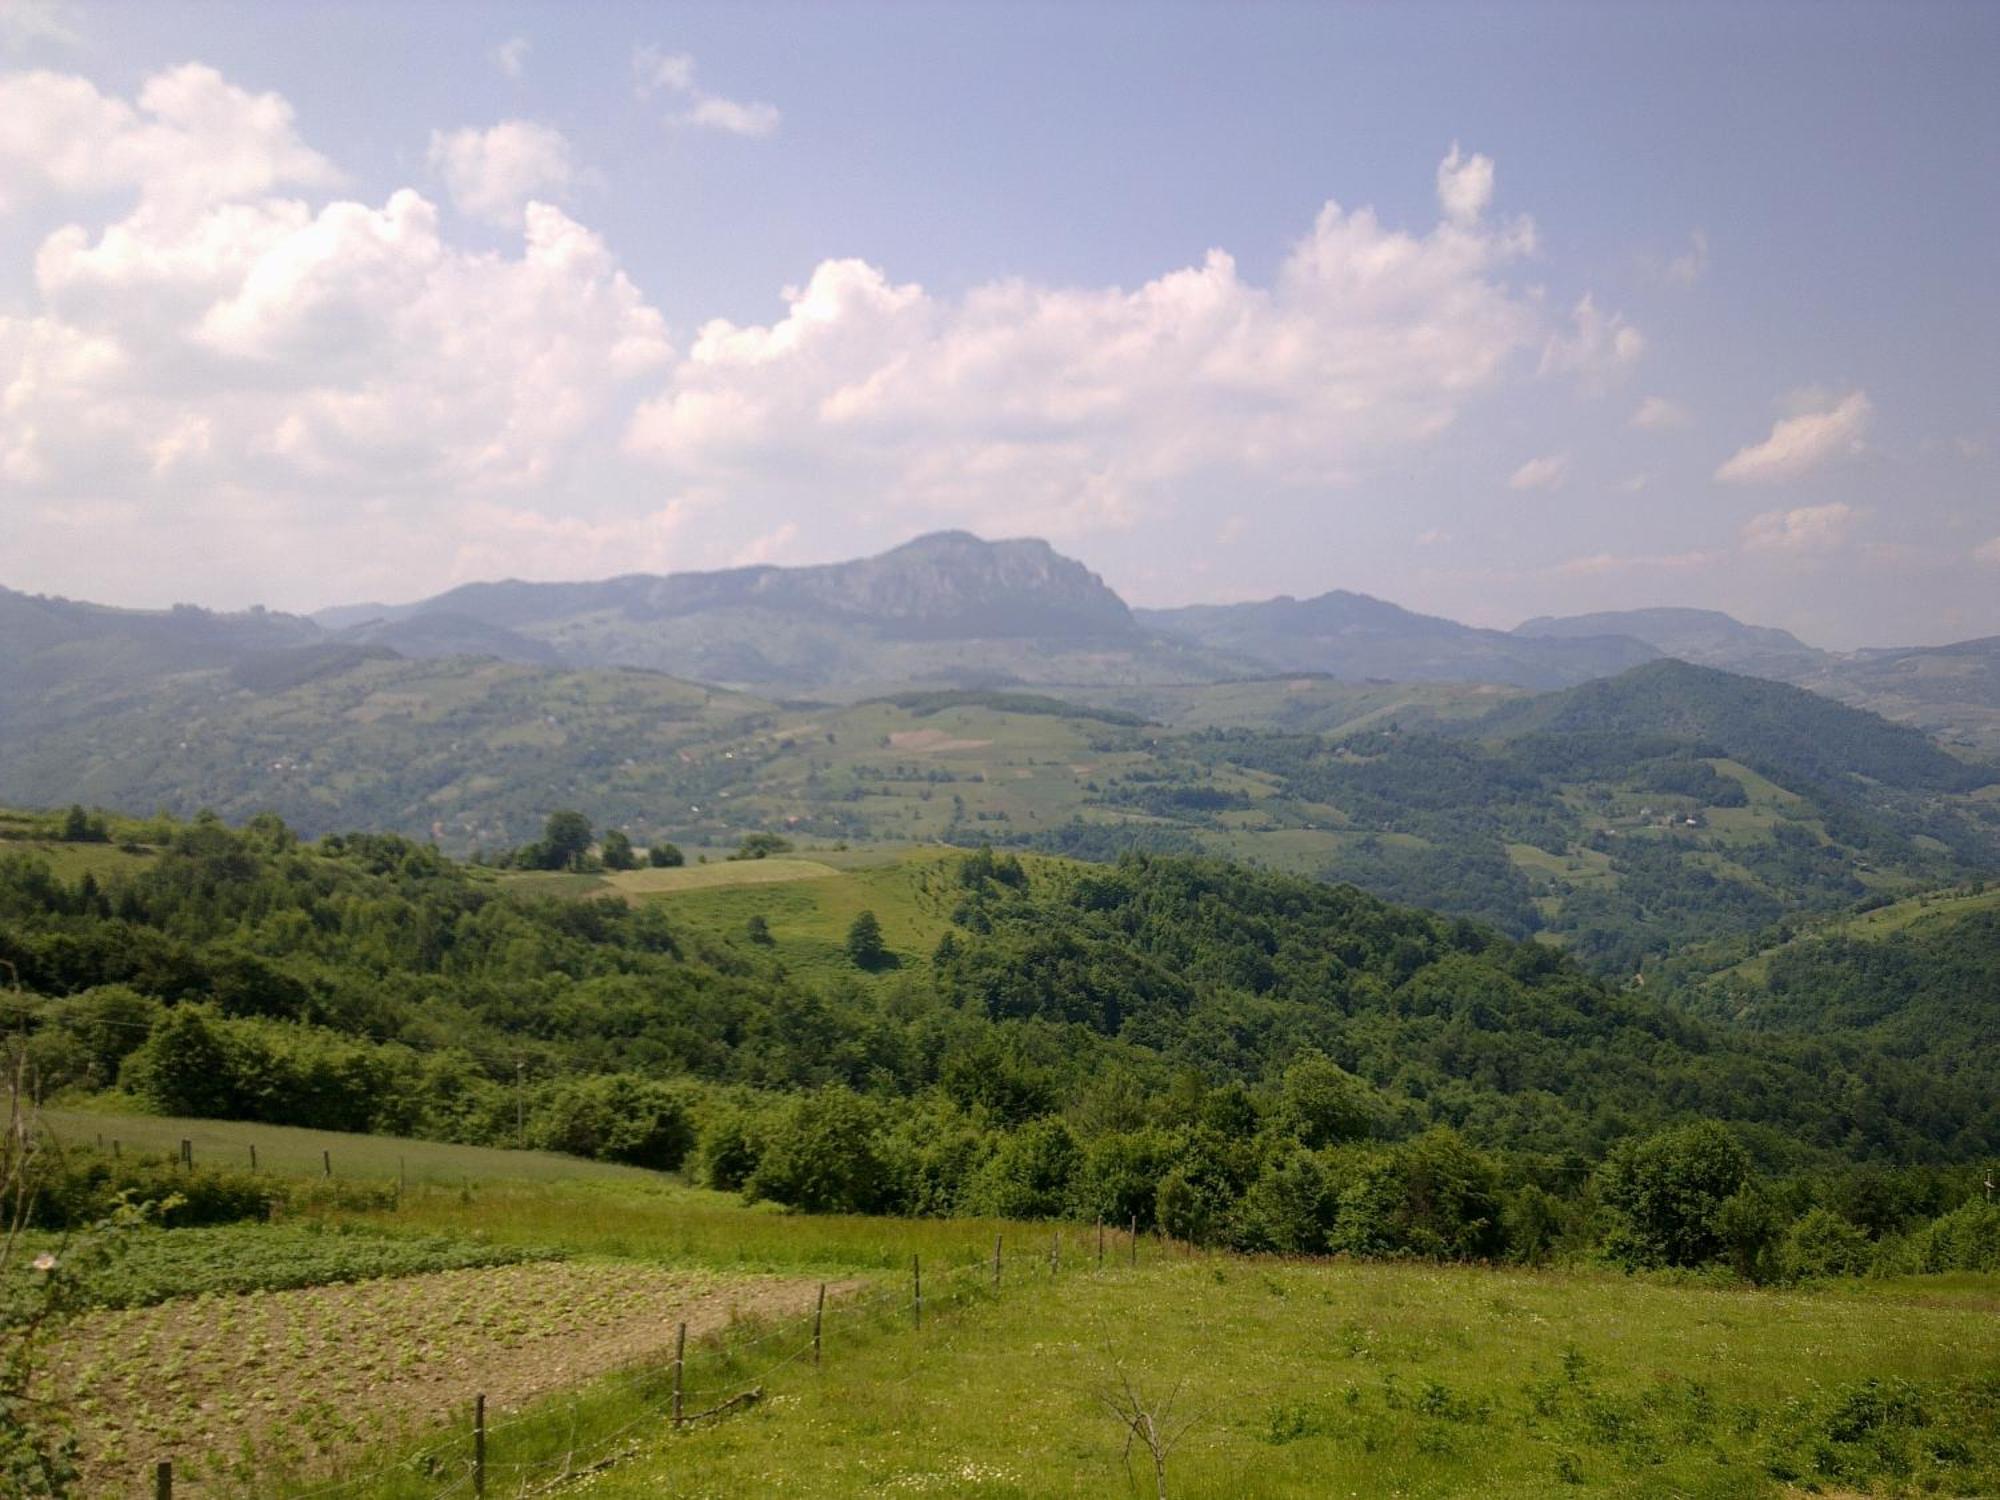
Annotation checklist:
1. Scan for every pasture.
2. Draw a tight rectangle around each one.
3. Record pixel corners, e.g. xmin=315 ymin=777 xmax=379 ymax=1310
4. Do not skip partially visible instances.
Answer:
xmin=25 ymin=1110 xmax=2000 ymax=1497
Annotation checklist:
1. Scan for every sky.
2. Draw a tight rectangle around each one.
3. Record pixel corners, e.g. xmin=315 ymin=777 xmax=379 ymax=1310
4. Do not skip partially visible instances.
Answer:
xmin=0 ymin=0 xmax=1994 ymax=649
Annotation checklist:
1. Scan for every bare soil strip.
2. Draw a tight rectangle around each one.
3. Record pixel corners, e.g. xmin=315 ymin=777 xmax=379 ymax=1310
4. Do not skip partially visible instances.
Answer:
xmin=54 ymin=1260 xmax=862 ymax=1495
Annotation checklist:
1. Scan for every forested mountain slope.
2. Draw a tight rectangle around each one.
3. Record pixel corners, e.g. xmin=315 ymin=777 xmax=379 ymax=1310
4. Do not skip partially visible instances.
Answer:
xmin=1673 ymin=890 xmax=2000 ymax=1090
xmin=2 ymin=812 xmax=1993 ymax=1168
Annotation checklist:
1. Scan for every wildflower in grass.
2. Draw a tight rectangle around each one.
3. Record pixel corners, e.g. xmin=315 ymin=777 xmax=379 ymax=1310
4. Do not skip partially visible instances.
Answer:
xmin=32 ymin=1251 xmax=58 ymax=1272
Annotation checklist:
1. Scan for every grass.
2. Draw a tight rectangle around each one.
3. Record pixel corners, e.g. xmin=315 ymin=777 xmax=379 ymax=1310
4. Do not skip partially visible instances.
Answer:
xmin=567 ymin=1258 xmax=2000 ymax=1500
xmin=281 ymin=1237 xmax=2000 ymax=1500
xmin=37 ymin=1107 xmax=665 ymax=1187
xmin=335 ymin=1176 xmax=1077 ymax=1278
xmin=32 ymin=1113 xmax=2000 ymax=1498
xmin=635 ymin=848 xmax=977 ymax=982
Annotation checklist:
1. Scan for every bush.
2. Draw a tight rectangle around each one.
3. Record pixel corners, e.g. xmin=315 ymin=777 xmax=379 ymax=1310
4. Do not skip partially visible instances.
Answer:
xmin=745 ymin=1088 xmax=892 ymax=1213
xmin=532 ymin=1075 xmax=694 ymax=1169
xmin=693 ymin=1104 xmax=767 ymax=1191
xmin=964 ymin=1118 xmax=1077 ymax=1219
xmin=1598 ymin=1121 xmax=1751 ymax=1269
xmin=648 ymin=842 xmax=686 ymax=868
xmin=31 ymin=1150 xmax=277 ymax=1230
xmin=1913 ymin=1200 xmax=2000 ymax=1273
xmin=1780 ymin=1206 xmax=1872 ymax=1281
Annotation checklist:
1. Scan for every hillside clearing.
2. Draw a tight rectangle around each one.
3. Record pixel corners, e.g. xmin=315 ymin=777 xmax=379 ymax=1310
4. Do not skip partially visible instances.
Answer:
xmin=37 ymin=1109 xmax=663 ymax=1187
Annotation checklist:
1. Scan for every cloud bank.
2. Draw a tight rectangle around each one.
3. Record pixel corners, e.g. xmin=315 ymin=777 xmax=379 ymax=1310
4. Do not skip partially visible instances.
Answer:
xmin=0 ymin=59 xmax=1650 ymax=606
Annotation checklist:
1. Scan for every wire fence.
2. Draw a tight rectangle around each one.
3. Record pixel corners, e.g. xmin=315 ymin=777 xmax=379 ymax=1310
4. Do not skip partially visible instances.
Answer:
xmin=148 ymin=1222 xmax=1161 ymax=1499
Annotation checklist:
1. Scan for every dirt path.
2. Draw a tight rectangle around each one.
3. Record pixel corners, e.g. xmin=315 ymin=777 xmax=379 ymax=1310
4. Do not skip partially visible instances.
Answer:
xmin=55 ymin=1260 xmax=867 ymax=1496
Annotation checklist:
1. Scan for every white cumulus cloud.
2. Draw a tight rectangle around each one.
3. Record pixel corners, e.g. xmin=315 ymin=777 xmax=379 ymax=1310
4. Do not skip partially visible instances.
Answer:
xmin=0 ymin=62 xmax=672 ymax=609
xmin=1740 ymin=502 xmax=1859 ymax=553
xmin=1436 ymin=142 xmax=1494 ymax=225
xmin=1539 ymin=293 xmax=1643 ymax=388
xmin=1507 ymin=453 xmax=1570 ymax=491
xmin=628 ymin=148 xmax=1556 ymax=539
xmin=0 ymin=63 xmax=337 ymax=215
xmin=1663 ymin=229 xmax=1709 ymax=285
xmin=632 ymin=44 xmax=780 ymax=137
xmin=1715 ymin=389 xmax=1871 ymax=484
xmin=0 ymin=0 xmax=79 ymax=51
xmin=428 ymin=120 xmax=574 ymax=226
xmin=491 ymin=36 xmax=530 ymax=79
xmin=1631 ymin=395 xmax=1691 ymax=430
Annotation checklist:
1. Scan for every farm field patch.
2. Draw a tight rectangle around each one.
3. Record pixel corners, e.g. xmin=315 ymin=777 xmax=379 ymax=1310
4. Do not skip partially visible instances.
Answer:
xmin=4 ymin=1224 xmax=554 ymax=1316
xmin=54 ymin=1258 xmax=853 ymax=1496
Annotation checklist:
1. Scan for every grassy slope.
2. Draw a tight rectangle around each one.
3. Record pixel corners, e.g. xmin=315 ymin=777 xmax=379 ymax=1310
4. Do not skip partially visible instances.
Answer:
xmin=292 ymin=1167 xmax=2000 ymax=1500
xmin=586 ymin=1258 xmax=2000 ymax=1500
xmin=34 ymin=1109 xmax=2000 ymax=1496
xmin=37 ymin=1107 xmax=663 ymax=1187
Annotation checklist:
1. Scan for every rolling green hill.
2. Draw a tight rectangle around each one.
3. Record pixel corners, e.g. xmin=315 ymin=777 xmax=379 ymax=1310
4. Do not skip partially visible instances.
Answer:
xmin=3 ymin=658 xmax=1995 ymax=976
xmin=6 ymin=810 xmax=1996 ymax=1169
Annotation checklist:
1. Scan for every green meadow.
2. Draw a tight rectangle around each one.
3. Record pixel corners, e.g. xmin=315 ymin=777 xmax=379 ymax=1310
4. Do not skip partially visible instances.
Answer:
xmin=268 ymin=1163 xmax=2000 ymax=1500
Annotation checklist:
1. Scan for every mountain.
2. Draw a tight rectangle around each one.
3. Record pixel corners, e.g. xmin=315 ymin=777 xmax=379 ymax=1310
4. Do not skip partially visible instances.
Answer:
xmin=1137 ymin=590 xmax=1661 ymax=690
xmin=0 ymin=652 xmax=773 ymax=851
xmin=1513 ymin=610 xmax=2000 ymax=754
xmin=1469 ymin=659 xmax=1993 ymax=795
xmin=1801 ymin=637 xmax=2000 ymax=755
xmin=337 ymin=611 xmax=564 ymax=666
xmin=0 ymin=585 xmax=322 ymax=734
xmin=1514 ymin=607 xmax=1828 ymax=678
xmin=316 ymin=532 xmax=1238 ymax=694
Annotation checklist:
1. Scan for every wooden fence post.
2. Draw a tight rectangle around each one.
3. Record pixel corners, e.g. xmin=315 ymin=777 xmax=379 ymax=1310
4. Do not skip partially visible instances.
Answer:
xmin=248 ymin=1143 xmax=257 ymax=1172
xmin=1049 ymin=1230 xmax=1059 ymax=1274
xmin=673 ymin=1322 xmax=687 ymax=1428
xmin=1130 ymin=1215 xmax=1138 ymax=1266
xmin=1097 ymin=1216 xmax=1105 ymax=1269
xmin=399 ymin=1155 xmax=407 ymax=1193
xmin=180 ymin=1138 xmax=191 ymax=1169
xmin=813 ymin=1282 xmax=825 ymax=1367
xmin=321 ymin=1148 xmax=331 ymax=1179
xmin=912 ymin=1254 xmax=922 ymax=1329
xmin=993 ymin=1233 xmax=1002 ymax=1291
xmin=154 ymin=1459 xmax=171 ymax=1499
xmin=112 ymin=1138 xmax=120 ymax=1159
xmin=472 ymin=1393 xmax=486 ymax=1499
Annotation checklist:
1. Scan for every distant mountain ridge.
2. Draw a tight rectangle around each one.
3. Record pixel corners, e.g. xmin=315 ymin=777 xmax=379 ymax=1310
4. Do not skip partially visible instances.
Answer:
xmin=8 ymin=530 xmax=2000 ymax=741
xmin=1138 ymin=590 xmax=1662 ymax=690
xmin=313 ymin=532 xmax=1226 ymax=693
xmin=1514 ymin=607 xmax=1827 ymax=677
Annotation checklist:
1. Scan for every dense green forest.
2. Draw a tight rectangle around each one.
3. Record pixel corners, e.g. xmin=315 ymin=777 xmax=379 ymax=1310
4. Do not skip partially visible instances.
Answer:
xmin=5 ymin=808 xmax=1996 ymax=1278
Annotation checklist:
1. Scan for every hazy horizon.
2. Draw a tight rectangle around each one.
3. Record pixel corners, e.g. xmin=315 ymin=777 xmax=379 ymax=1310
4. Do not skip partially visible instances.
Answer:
xmin=1 ymin=0 xmax=1994 ymax=648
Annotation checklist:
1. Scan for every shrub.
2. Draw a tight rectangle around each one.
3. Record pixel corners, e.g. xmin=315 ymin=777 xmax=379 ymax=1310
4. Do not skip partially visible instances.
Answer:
xmin=745 ymin=1087 xmax=892 ymax=1213
xmin=1598 ymin=1121 xmax=1751 ymax=1269
xmin=532 ymin=1075 xmax=694 ymax=1170
xmin=1779 ymin=1207 xmax=1871 ymax=1281
xmin=1913 ymin=1200 xmax=2000 ymax=1273
xmin=31 ymin=1150 xmax=277 ymax=1230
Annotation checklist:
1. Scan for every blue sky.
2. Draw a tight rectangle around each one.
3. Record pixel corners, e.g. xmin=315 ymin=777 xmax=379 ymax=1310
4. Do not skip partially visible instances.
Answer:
xmin=0 ymin=0 xmax=1993 ymax=647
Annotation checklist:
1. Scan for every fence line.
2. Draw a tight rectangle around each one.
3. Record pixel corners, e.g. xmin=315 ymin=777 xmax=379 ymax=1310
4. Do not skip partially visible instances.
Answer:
xmin=219 ymin=1221 xmax=1150 ymax=1499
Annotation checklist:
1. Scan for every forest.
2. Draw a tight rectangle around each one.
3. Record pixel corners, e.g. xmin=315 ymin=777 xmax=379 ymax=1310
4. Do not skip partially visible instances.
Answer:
xmin=5 ymin=808 xmax=1995 ymax=1284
